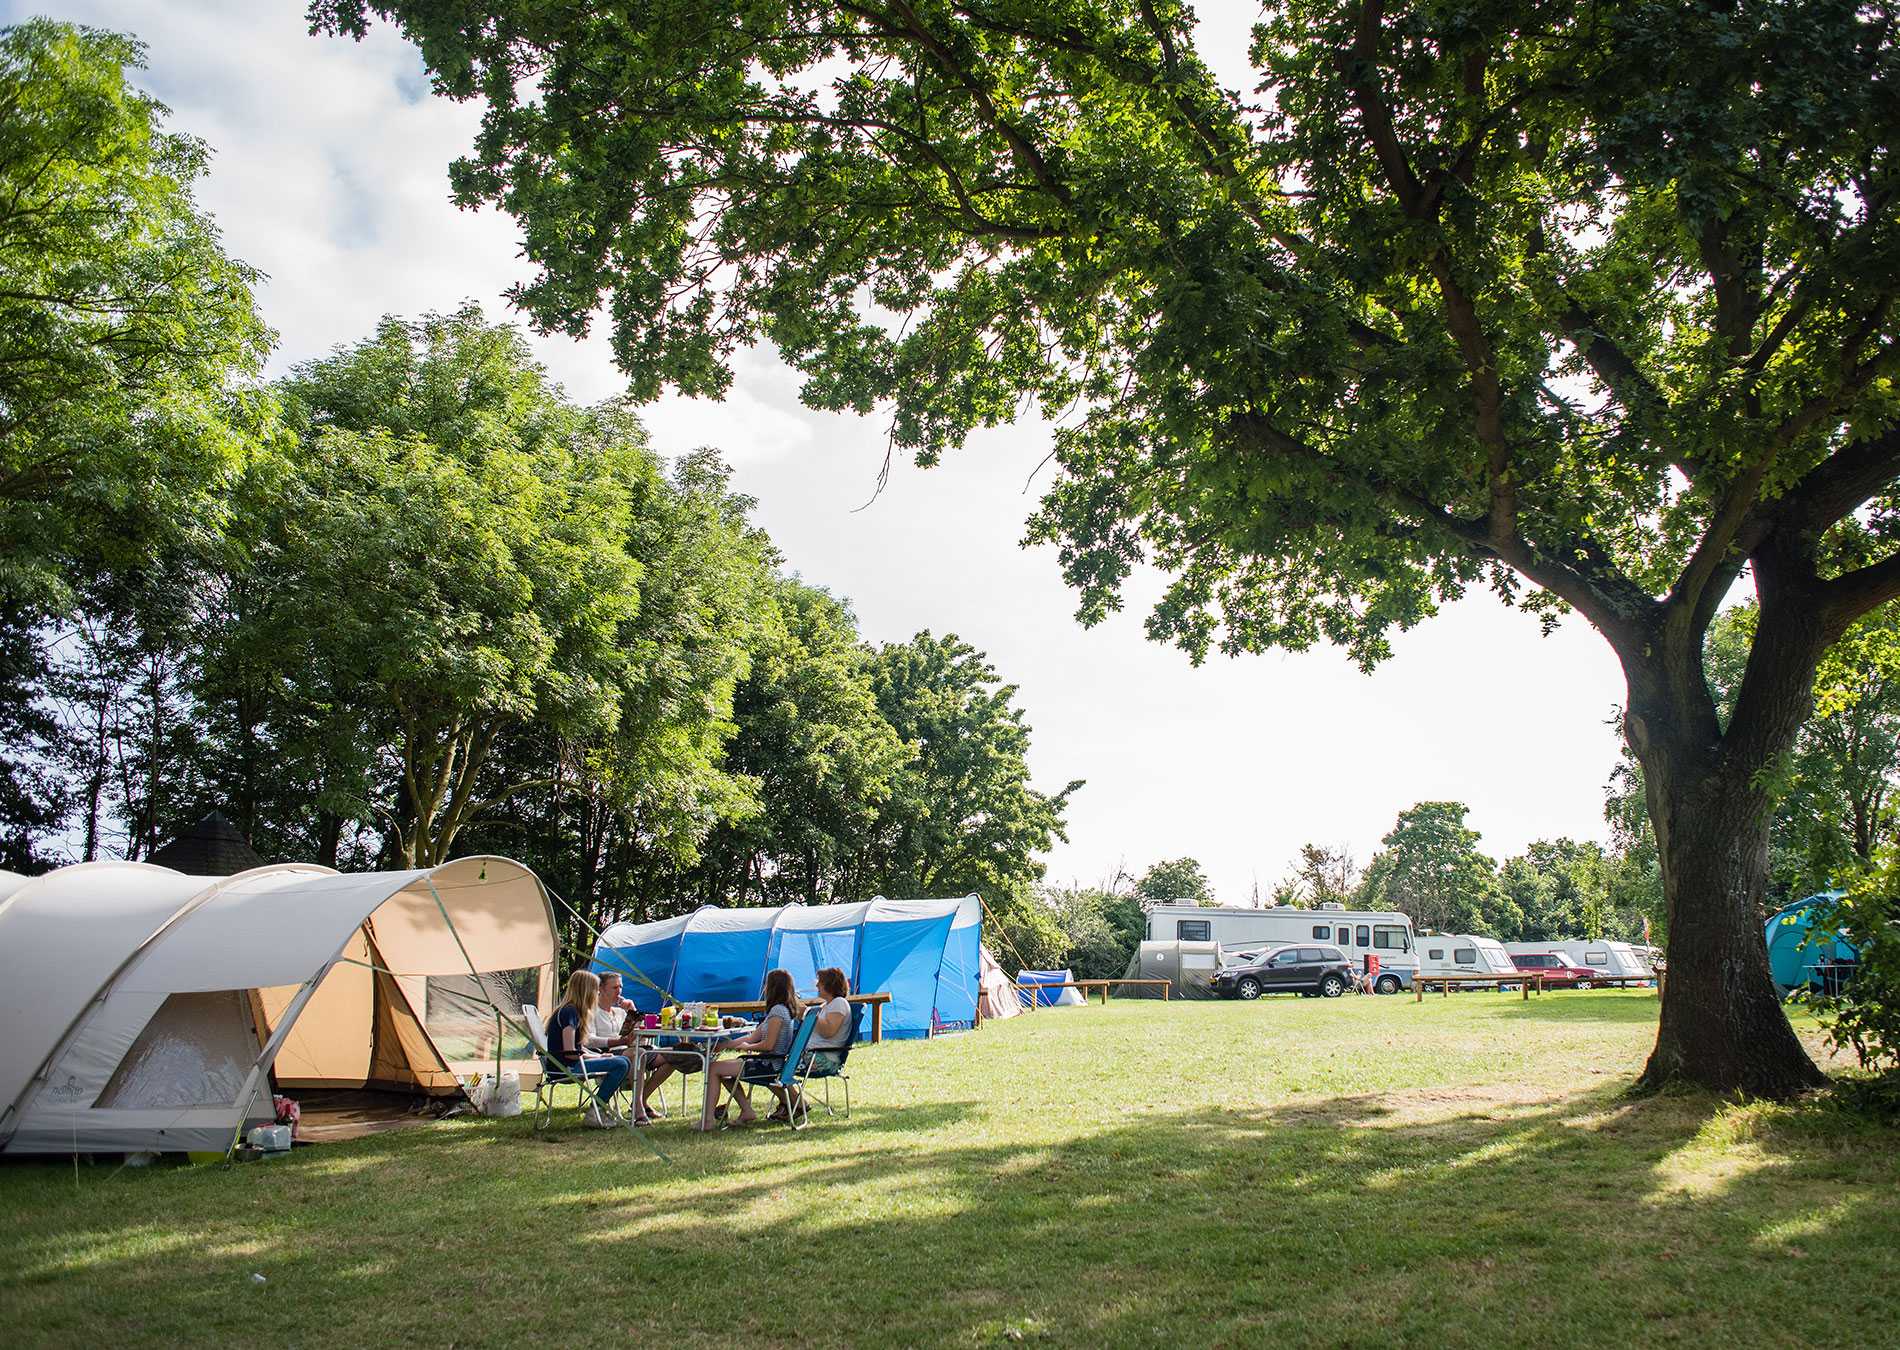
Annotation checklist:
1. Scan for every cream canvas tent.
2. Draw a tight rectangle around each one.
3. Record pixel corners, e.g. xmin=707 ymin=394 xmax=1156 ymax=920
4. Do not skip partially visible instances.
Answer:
xmin=977 ymin=944 xmax=1020 ymax=1021
xmin=0 ymin=856 xmax=556 ymax=1155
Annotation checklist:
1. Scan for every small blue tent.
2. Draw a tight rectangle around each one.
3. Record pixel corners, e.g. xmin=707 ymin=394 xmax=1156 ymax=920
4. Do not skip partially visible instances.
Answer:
xmin=593 ymin=897 xmax=981 ymax=1039
xmin=1764 ymin=892 xmax=1856 ymax=994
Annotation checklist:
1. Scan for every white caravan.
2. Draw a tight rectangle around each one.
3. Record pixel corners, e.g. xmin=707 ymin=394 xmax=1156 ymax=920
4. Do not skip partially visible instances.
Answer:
xmin=1416 ymin=934 xmax=1518 ymax=980
xmin=1504 ymin=939 xmax=1654 ymax=981
xmin=1143 ymin=904 xmax=1417 ymax=992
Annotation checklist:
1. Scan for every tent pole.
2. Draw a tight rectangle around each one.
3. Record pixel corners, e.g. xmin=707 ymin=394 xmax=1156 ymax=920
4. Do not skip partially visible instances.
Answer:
xmin=422 ymin=877 xmax=669 ymax=1162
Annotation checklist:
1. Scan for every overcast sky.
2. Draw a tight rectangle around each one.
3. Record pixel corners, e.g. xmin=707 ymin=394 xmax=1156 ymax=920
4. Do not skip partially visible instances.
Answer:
xmin=21 ymin=0 xmax=1633 ymax=898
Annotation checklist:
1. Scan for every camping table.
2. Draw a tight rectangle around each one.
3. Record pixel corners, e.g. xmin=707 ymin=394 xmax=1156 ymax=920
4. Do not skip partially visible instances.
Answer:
xmin=624 ymin=1023 xmax=746 ymax=1130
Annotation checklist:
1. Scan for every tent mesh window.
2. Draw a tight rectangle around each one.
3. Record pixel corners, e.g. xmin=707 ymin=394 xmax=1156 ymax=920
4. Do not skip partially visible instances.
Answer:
xmin=93 ymin=990 xmax=261 ymax=1109
xmin=424 ymin=969 xmax=538 ymax=1064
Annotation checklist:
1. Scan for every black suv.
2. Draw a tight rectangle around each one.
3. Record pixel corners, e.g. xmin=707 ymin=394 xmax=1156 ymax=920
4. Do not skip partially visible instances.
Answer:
xmin=1211 ymin=943 xmax=1356 ymax=999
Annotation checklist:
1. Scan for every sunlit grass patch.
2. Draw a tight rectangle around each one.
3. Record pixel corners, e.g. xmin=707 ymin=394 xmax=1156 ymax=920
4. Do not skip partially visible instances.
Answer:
xmin=0 ymin=992 xmax=1893 ymax=1347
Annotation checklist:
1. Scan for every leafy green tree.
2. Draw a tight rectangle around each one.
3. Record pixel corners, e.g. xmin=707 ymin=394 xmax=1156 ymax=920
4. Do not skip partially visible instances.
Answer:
xmin=1496 ymin=838 xmax=1636 ymax=943
xmin=1277 ymin=843 xmax=1359 ymax=909
xmin=680 ymin=578 xmax=907 ymax=907
xmin=0 ymin=611 xmax=65 ymax=868
xmin=462 ymin=447 xmax=773 ymax=942
xmin=1359 ymin=802 xmax=1519 ymax=938
xmin=858 ymin=631 xmax=1079 ymax=906
xmin=315 ymin=0 xmax=1900 ymax=1095
xmin=1135 ymin=857 xmax=1215 ymax=906
xmin=267 ymin=309 xmax=645 ymax=867
xmin=0 ymin=20 xmax=269 ymax=608
xmin=1045 ymin=883 xmax=1145 ymax=979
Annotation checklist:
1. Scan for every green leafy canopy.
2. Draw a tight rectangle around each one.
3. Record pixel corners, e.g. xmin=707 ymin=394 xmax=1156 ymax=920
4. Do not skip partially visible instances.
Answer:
xmin=312 ymin=0 xmax=1900 ymax=671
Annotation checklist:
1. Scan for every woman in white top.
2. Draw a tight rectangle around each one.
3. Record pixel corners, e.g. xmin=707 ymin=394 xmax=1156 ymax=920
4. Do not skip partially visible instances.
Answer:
xmin=774 ymin=966 xmax=853 ymax=1121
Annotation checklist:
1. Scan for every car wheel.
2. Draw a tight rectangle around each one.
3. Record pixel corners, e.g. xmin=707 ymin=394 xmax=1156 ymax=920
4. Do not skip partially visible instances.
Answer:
xmin=1375 ymin=975 xmax=1400 ymax=995
xmin=1236 ymin=977 xmax=1262 ymax=1000
xmin=1575 ymin=980 xmax=1592 ymax=991
xmin=1320 ymin=974 xmax=1346 ymax=998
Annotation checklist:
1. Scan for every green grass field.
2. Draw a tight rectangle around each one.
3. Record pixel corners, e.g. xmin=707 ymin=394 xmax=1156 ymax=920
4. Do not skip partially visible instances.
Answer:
xmin=2 ymin=991 xmax=1895 ymax=1347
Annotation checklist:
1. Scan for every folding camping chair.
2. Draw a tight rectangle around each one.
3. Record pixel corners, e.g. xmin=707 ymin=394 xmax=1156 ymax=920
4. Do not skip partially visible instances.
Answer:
xmin=739 ymin=1007 xmax=821 ymax=1129
xmin=522 ymin=1004 xmax=619 ymax=1131
xmin=796 ymin=1001 xmax=860 ymax=1122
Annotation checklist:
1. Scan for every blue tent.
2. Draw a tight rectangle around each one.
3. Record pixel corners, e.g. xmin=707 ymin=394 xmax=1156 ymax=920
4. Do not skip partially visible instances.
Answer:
xmin=593 ymin=897 xmax=982 ymax=1039
xmin=1764 ymin=892 xmax=1856 ymax=994
xmin=1016 ymin=969 xmax=1083 ymax=1008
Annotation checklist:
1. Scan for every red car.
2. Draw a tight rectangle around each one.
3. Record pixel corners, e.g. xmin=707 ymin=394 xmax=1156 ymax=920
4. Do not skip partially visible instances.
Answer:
xmin=1509 ymin=952 xmax=1600 ymax=989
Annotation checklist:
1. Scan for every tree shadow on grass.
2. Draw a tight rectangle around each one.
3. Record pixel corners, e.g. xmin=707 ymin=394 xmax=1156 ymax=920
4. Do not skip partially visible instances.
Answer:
xmin=1 ymin=1082 xmax=1895 ymax=1348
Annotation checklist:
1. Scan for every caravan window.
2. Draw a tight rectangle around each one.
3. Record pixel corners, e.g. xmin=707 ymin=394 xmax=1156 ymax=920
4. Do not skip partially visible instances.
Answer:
xmin=1177 ymin=919 xmax=1211 ymax=942
xmin=1427 ymin=947 xmax=1444 ymax=959
xmin=1454 ymin=947 xmax=1477 ymax=965
xmin=1586 ymin=951 xmax=1609 ymax=966
xmin=1357 ymin=925 xmax=1371 ymax=947
xmin=1312 ymin=925 xmax=1331 ymax=940
xmin=1373 ymin=926 xmax=1410 ymax=952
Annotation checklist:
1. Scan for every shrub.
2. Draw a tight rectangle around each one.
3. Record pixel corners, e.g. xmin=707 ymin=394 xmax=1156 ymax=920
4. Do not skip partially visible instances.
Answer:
xmin=1806 ymin=869 xmax=1900 ymax=1075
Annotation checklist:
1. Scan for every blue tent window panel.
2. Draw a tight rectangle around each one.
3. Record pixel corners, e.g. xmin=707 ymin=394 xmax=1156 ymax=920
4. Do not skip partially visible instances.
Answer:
xmin=859 ymin=915 xmax=955 ymax=1039
xmin=772 ymin=928 xmax=862 ymax=994
xmin=674 ymin=928 xmax=777 ymax=1002
xmin=933 ymin=923 xmax=981 ymax=1029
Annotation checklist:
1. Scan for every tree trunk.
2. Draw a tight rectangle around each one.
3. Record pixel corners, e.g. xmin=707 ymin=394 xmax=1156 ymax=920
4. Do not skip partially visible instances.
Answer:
xmin=1635 ymin=751 xmax=1826 ymax=1097
xmin=1625 ymin=578 xmax=1829 ymax=1100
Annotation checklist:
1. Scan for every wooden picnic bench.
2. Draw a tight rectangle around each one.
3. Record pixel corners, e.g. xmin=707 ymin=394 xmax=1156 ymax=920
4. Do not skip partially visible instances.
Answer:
xmin=1413 ymin=971 xmax=1548 ymax=1001
xmin=1014 ymin=978 xmax=1172 ymax=1007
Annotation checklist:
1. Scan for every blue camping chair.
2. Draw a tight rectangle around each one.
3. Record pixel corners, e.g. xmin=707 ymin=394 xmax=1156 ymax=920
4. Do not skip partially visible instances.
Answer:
xmin=740 ymin=1007 xmax=822 ymax=1129
xmin=797 ymin=1001 xmax=860 ymax=1122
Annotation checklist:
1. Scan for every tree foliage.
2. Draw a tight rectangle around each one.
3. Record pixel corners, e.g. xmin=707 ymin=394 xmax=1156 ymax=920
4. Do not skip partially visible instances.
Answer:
xmin=1135 ymin=856 xmax=1215 ymax=905
xmin=1276 ymin=843 xmax=1359 ymax=908
xmin=1357 ymin=801 xmax=1520 ymax=937
xmin=314 ymin=0 xmax=1900 ymax=1092
xmin=859 ymin=631 xmax=1080 ymax=904
xmin=0 ymin=19 xmax=268 ymax=608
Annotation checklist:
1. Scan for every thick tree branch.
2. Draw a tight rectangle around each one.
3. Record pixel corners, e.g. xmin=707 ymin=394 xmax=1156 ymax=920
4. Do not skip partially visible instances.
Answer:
xmin=1821 ymin=550 xmax=1900 ymax=639
xmin=1764 ymin=426 xmax=1900 ymax=535
xmin=1230 ymin=412 xmax=1653 ymax=651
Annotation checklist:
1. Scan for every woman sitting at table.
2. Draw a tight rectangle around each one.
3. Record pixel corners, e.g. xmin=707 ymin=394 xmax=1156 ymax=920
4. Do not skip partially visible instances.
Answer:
xmin=703 ymin=968 xmax=800 ymax=1128
xmin=771 ymin=966 xmax=852 ymax=1122
xmin=544 ymin=970 xmax=629 ymax=1129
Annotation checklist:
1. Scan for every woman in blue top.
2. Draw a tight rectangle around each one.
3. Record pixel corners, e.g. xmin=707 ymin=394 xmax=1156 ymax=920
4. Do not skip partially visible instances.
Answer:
xmin=544 ymin=970 xmax=630 ymax=1128
xmin=703 ymin=968 xmax=799 ymax=1129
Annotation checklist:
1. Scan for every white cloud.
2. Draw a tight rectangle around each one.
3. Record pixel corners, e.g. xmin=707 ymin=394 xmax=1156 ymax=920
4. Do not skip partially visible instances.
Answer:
xmin=16 ymin=0 xmax=1633 ymax=896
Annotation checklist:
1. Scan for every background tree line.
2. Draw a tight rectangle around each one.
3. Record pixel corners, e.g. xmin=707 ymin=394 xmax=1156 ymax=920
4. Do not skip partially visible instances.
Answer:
xmin=0 ymin=21 xmax=1075 ymax=961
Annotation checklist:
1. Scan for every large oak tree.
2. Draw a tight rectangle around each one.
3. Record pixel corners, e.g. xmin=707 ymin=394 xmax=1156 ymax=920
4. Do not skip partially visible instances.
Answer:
xmin=315 ymin=0 xmax=1900 ymax=1097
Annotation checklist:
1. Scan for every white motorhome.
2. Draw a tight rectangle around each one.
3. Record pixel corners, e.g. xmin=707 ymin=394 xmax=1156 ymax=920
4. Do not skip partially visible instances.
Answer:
xmin=1143 ymin=904 xmax=1417 ymax=992
xmin=1504 ymin=939 xmax=1653 ymax=981
xmin=1416 ymin=933 xmax=1518 ymax=980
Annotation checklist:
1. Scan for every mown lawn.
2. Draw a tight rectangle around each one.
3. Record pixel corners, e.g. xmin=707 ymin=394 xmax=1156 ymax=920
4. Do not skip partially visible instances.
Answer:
xmin=1 ymin=991 xmax=1895 ymax=1347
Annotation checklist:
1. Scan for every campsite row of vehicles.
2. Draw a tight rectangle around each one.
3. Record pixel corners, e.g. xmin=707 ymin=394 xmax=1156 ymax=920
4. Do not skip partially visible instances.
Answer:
xmin=1135 ymin=904 xmax=1658 ymax=1000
